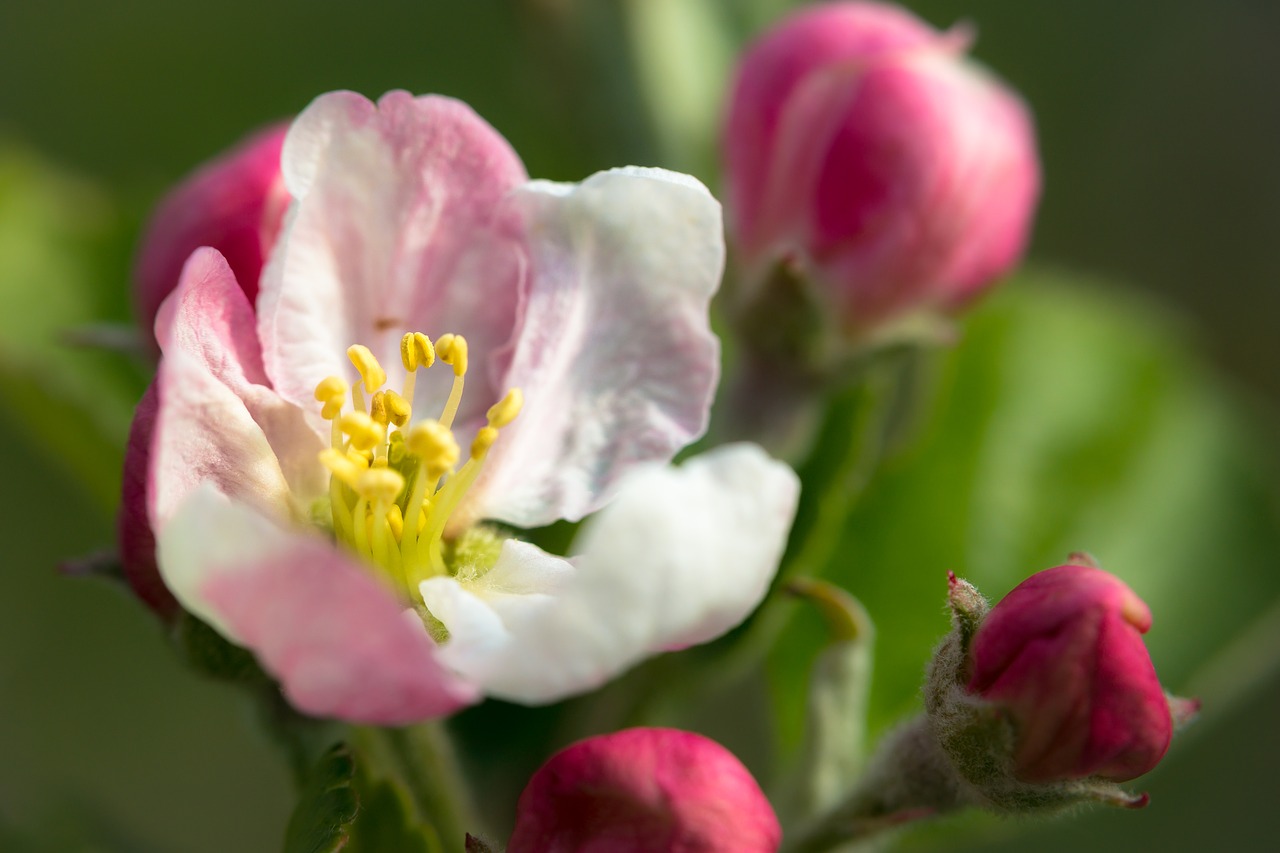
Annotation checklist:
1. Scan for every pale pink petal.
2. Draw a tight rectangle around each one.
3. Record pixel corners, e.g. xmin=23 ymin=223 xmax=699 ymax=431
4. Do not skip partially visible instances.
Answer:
xmin=150 ymin=248 xmax=324 ymax=529
xmin=424 ymin=444 xmax=797 ymax=704
xmin=160 ymin=485 xmax=478 ymax=723
xmin=258 ymin=90 xmax=528 ymax=427
xmin=469 ymin=168 xmax=724 ymax=529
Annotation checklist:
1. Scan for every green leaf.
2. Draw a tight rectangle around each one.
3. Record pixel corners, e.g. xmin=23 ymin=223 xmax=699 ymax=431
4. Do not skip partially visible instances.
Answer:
xmin=768 ymin=269 xmax=1280 ymax=752
xmin=284 ymin=742 xmax=445 ymax=853
xmin=345 ymin=774 xmax=439 ymax=853
xmin=773 ymin=580 xmax=876 ymax=828
xmin=283 ymin=745 xmax=360 ymax=853
xmin=0 ymin=144 xmax=147 ymax=512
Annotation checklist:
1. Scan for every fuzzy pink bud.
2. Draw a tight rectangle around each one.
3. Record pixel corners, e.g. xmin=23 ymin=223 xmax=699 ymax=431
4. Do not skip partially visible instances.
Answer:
xmin=508 ymin=728 xmax=781 ymax=853
xmin=133 ymin=123 xmax=290 ymax=342
xmin=723 ymin=1 xmax=1040 ymax=333
xmin=967 ymin=564 xmax=1173 ymax=783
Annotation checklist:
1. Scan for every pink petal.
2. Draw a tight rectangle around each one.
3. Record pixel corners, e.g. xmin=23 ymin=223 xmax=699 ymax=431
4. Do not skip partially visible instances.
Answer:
xmin=470 ymin=168 xmax=724 ymax=528
xmin=258 ymin=90 xmax=528 ymax=428
xmin=202 ymin=535 xmax=478 ymax=724
xmin=150 ymin=248 xmax=325 ymax=529
xmin=159 ymin=485 xmax=477 ymax=723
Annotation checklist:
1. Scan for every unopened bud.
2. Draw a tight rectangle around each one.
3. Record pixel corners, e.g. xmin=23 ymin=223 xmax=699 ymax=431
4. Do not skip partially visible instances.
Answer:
xmin=134 ymin=123 xmax=290 ymax=346
xmin=507 ymin=728 xmax=780 ymax=853
xmin=723 ymin=2 xmax=1039 ymax=342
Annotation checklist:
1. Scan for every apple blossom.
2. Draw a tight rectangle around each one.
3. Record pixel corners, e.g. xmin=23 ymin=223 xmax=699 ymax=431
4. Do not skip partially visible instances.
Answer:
xmin=723 ymin=1 xmax=1040 ymax=337
xmin=508 ymin=728 xmax=781 ymax=853
xmin=136 ymin=91 xmax=798 ymax=723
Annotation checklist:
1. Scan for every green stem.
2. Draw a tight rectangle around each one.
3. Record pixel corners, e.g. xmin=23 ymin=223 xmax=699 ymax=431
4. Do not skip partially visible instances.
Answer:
xmin=354 ymin=723 xmax=478 ymax=846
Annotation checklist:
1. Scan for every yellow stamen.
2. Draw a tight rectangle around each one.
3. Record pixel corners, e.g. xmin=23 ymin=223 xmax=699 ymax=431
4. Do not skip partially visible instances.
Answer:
xmin=400 ymin=332 xmax=435 ymax=372
xmin=470 ymin=426 xmax=499 ymax=461
xmin=406 ymin=420 xmax=460 ymax=481
xmin=370 ymin=391 xmax=389 ymax=428
xmin=357 ymin=468 xmax=405 ymax=504
xmin=387 ymin=504 xmax=405 ymax=543
xmin=340 ymin=412 xmax=385 ymax=453
xmin=314 ymin=376 xmax=348 ymax=420
xmin=347 ymin=344 xmax=387 ymax=394
xmin=435 ymin=334 xmax=469 ymax=430
xmin=319 ymin=448 xmax=364 ymax=490
xmin=383 ymin=390 xmax=412 ymax=428
xmin=486 ymin=388 xmax=524 ymax=429
xmin=435 ymin=334 xmax=468 ymax=377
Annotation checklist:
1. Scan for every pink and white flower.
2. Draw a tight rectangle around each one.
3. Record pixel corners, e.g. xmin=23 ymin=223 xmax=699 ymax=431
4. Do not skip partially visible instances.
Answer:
xmin=134 ymin=91 xmax=798 ymax=723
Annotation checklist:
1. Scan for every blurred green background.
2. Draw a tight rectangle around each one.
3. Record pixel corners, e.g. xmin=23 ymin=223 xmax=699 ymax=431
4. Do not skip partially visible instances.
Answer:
xmin=1 ymin=1 xmax=1277 ymax=850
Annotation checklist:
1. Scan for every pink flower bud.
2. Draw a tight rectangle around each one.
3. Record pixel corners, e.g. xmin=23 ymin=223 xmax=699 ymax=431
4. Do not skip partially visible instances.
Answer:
xmin=133 ymin=123 xmax=290 ymax=341
xmin=723 ymin=1 xmax=1040 ymax=333
xmin=966 ymin=564 xmax=1173 ymax=783
xmin=508 ymin=728 xmax=781 ymax=853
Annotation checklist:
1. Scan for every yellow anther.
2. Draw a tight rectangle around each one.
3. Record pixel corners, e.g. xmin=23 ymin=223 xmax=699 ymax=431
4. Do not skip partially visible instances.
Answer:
xmin=340 ymin=411 xmax=385 ymax=452
xmin=486 ymin=388 xmax=524 ymax=429
xmin=470 ymin=426 xmax=499 ymax=461
xmin=314 ymin=376 xmax=348 ymax=420
xmin=406 ymin=420 xmax=460 ymax=479
xmin=347 ymin=344 xmax=387 ymax=393
xmin=400 ymin=332 xmax=435 ymax=372
xmin=356 ymin=468 xmax=405 ymax=504
xmin=370 ymin=391 xmax=389 ymax=427
xmin=435 ymin=333 xmax=469 ymax=377
xmin=386 ymin=504 xmax=405 ymax=542
xmin=383 ymin=390 xmax=412 ymax=428
xmin=371 ymin=456 xmax=389 ymax=469
xmin=319 ymin=448 xmax=364 ymax=489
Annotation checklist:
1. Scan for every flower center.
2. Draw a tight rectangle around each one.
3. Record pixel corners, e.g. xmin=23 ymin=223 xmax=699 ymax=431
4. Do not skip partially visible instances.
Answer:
xmin=312 ymin=331 xmax=522 ymax=602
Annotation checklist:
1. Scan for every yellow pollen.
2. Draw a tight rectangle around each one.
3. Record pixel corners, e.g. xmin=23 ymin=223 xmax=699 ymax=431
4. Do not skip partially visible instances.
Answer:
xmin=347 ymin=344 xmax=387 ymax=393
xmin=387 ymin=504 xmax=405 ymax=542
xmin=470 ymin=426 xmax=499 ymax=461
xmin=406 ymin=419 xmax=460 ymax=480
xmin=400 ymin=332 xmax=435 ymax=372
xmin=435 ymin=334 xmax=468 ymax=377
xmin=318 ymin=332 xmax=525 ymax=600
xmin=314 ymin=376 xmax=348 ymax=420
xmin=383 ymin=390 xmax=412 ymax=428
xmin=369 ymin=391 xmax=389 ymax=427
xmin=486 ymin=388 xmax=524 ymax=429
xmin=318 ymin=448 xmax=364 ymax=489
xmin=357 ymin=468 xmax=405 ymax=504
xmin=340 ymin=411 xmax=385 ymax=452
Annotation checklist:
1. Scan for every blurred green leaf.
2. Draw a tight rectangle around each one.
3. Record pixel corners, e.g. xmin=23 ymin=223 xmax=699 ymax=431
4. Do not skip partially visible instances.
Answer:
xmin=0 ymin=145 xmax=147 ymax=512
xmin=769 ymin=269 xmax=1280 ymax=755
xmin=346 ymin=774 xmax=440 ymax=853
xmin=284 ymin=742 xmax=443 ymax=853
xmin=283 ymin=745 xmax=360 ymax=853
xmin=774 ymin=580 xmax=876 ymax=828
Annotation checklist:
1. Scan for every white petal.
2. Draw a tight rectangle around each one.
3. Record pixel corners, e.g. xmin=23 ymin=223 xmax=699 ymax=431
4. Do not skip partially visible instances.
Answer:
xmin=425 ymin=444 xmax=798 ymax=703
xmin=469 ymin=167 xmax=725 ymax=529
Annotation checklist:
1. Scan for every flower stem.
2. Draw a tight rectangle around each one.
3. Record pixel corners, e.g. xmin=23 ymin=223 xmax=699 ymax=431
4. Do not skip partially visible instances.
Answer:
xmin=354 ymin=722 xmax=479 ymax=846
